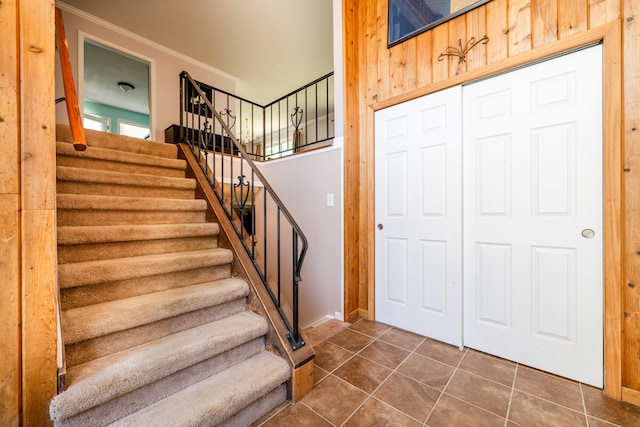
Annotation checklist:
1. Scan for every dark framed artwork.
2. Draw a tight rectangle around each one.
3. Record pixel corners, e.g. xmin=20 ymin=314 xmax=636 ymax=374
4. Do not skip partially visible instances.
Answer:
xmin=388 ymin=0 xmax=491 ymax=47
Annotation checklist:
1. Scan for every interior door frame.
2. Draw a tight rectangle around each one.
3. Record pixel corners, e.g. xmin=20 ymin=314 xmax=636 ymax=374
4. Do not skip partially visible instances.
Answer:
xmin=77 ymin=31 xmax=156 ymax=141
xmin=368 ymin=22 xmax=623 ymax=397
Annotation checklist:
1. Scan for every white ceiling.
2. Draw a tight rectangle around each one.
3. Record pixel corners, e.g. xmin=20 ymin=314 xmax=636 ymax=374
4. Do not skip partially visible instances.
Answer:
xmin=83 ymin=40 xmax=151 ymax=115
xmin=60 ymin=0 xmax=335 ymax=106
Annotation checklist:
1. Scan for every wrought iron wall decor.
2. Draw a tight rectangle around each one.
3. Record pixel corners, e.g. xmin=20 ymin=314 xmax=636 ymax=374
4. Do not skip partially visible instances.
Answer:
xmin=388 ymin=0 xmax=491 ymax=47
xmin=438 ymin=35 xmax=489 ymax=63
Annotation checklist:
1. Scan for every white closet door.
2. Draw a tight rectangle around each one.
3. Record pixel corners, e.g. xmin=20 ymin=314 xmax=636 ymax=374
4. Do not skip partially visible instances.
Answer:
xmin=462 ymin=45 xmax=603 ymax=387
xmin=375 ymin=86 xmax=463 ymax=346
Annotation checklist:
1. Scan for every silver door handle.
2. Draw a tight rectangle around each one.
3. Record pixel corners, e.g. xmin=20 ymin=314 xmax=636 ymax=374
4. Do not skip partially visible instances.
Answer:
xmin=581 ymin=229 xmax=595 ymax=239
xmin=377 ymin=224 xmax=384 ymax=230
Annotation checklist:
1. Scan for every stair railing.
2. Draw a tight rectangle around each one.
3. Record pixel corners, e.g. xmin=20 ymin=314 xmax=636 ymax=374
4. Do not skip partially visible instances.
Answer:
xmin=55 ymin=7 xmax=86 ymax=151
xmin=186 ymin=72 xmax=334 ymax=161
xmin=179 ymin=71 xmax=308 ymax=350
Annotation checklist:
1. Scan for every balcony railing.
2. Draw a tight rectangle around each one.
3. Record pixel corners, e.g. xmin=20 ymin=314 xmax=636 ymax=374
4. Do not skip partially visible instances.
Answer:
xmin=179 ymin=71 xmax=309 ymax=350
xmin=187 ymin=72 xmax=334 ymax=161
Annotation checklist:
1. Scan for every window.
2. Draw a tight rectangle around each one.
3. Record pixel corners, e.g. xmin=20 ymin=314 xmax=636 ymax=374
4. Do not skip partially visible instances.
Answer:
xmin=118 ymin=120 xmax=150 ymax=139
xmin=84 ymin=113 xmax=110 ymax=132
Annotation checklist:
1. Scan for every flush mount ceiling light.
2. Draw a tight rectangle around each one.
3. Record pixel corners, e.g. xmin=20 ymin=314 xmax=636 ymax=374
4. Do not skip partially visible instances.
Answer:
xmin=117 ymin=81 xmax=135 ymax=92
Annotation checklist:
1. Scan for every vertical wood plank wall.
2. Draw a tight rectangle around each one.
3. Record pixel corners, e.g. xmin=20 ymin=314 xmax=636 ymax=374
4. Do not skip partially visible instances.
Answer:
xmin=0 ymin=0 xmax=58 ymax=425
xmin=0 ymin=0 xmax=22 ymax=425
xmin=343 ymin=0 xmax=640 ymax=401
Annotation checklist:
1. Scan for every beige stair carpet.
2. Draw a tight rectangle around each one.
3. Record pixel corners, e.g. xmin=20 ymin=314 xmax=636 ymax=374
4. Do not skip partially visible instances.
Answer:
xmin=51 ymin=125 xmax=291 ymax=426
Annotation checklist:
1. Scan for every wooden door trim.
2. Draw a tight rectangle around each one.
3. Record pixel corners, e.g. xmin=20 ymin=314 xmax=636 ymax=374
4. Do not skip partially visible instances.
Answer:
xmin=365 ymin=21 xmax=623 ymax=398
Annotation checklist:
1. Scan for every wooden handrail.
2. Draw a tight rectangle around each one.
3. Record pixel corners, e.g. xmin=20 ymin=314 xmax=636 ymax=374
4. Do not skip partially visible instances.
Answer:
xmin=55 ymin=7 xmax=86 ymax=151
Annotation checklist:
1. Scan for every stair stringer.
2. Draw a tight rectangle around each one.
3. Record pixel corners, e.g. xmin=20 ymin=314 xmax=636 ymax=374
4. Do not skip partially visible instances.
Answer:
xmin=178 ymin=143 xmax=316 ymax=402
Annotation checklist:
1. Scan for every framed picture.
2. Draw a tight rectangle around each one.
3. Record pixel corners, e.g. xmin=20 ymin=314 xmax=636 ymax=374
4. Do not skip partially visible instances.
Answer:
xmin=388 ymin=0 xmax=491 ymax=47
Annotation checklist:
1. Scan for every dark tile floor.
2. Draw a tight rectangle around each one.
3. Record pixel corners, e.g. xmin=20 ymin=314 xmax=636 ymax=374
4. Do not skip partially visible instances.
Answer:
xmin=255 ymin=319 xmax=640 ymax=426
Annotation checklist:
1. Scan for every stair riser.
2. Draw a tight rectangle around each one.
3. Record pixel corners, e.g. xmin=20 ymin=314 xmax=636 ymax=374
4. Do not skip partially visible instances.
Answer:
xmin=56 ymin=181 xmax=196 ymax=200
xmin=66 ymin=299 xmax=247 ymax=366
xmin=220 ymin=384 xmax=287 ymax=427
xmin=61 ymin=265 xmax=231 ymax=310
xmin=57 ymin=210 xmax=207 ymax=226
xmin=55 ymin=338 xmax=266 ymax=427
xmin=58 ymin=236 xmax=218 ymax=264
xmin=57 ymin=125 xmax=178 ymax=158
xmin=58 ymin=250 xmax=233 ymax=289
xmin=57 ymin=156 xmax=186 ymax=178
xmin=62 ymin=278 xmax=248 ymax=344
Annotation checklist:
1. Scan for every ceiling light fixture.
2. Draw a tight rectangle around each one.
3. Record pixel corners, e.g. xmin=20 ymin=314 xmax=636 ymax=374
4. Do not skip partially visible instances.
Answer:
xmin=117 ymin=81 xmax=135 ymax=92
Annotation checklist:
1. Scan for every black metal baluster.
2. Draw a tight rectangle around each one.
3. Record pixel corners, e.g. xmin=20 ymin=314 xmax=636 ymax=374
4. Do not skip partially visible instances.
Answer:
xmin=277 ymin=206 xmax=281 ymax=306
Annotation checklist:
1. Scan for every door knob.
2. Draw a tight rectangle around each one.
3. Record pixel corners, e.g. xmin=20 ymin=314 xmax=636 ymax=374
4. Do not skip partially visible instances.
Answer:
xmin=377 ymin=224 xmax=384 ymax=230
xmin=581 ymin=229 xmax=595 ymax=239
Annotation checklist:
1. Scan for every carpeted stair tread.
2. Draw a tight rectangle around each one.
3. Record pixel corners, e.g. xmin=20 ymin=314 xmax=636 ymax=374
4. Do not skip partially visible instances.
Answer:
xmin=57 ymin=193 xmax=207 ymax=212
xmin=57 ymin=124 xmax=178 ymax=158
xmin=56 ymin=339 xmax=268 ymax=427
xmin=50 ymin=312 xmax=270 ymax=421
xmin=57 ymin=165 xmax=196 ymax=191
xmin=58 ymin=249 xmax=233 ymax=289
xmin=57 ymin=223 xmax=219 ymax=245
xmin=62 ymin=278 xmax=250 ymax=344
xmin=56 ymin=141 xmax=186 ymax=172
xmin=110 ymin=351 xmax=291 ymax=427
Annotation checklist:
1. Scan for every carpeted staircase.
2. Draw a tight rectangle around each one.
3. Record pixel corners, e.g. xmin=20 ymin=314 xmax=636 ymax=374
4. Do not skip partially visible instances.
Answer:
xmin=50 ymin=125 xmax=291 ymax=426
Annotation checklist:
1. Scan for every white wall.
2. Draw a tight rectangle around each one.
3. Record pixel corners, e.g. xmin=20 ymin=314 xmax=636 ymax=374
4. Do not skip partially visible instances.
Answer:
xmin=55 ymin=4 xmax=237 ymax=141
xmin=256 ymin=145 xmax=343 ymax=327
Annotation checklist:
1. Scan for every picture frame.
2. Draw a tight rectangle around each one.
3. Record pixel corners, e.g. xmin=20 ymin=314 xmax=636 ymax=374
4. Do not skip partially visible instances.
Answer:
xmin=388 ymin=0 xmax=491 ymax=47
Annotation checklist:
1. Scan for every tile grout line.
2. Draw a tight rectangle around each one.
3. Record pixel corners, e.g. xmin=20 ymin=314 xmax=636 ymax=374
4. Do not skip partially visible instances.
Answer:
xmin=422 ymin=345 xmax=469 ymax=426
xmin=580 ymin=383 xmax=590 ymax=427
xmin=504 ymin=363 xmax=519 ymax=427
xmin=299 ymin=401 xmax=338 ymax=427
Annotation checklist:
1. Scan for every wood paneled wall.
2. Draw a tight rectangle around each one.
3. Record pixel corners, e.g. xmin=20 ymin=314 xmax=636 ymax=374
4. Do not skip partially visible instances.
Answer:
xmin=0 ymin=0 xmax=58 ymax=425
xmin=343 ymin=0 xmax=640 ymax=401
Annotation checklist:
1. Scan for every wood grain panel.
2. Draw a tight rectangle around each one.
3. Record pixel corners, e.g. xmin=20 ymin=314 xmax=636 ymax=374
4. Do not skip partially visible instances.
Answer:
xmin=402 ymin=38 xmax=417 ymax=93
xmin=448 ymin=15 xmax=467 ymax=77
xmin=432 ymin=23 xmax=450 ymax=83
xmin=20 ymin=0 xmax=58 ymax=425
xmin=21 ymin=210 xmax=58 ymax=427
xmin=601 ymin=21 xmax=623 ymax=400
xmin=466 ymin=5 xmax=487 ymax=71
xmin=376 ymin=0 xmax=390 ymax=102
xmin=366 ymin=0 xmax=379 ymax=103
xmin=0 ymin=196 xmax=20 ymax=427
xmin=343 ymin=0 xmax=361 ymax=321
xmin=416 ymin=31 xmax=433 ymax=88
xmin=558 ymin=0 xmax=588 ymax=38
xmin=0 ymin=0 xmax=19 ymax=196
xmin=589 ymin=0 xmax=620 ymax=29
xmin=485 ymin=0 xmax=509 ymax=64
xmin=21 ymin=0 xmax=56 ymax=212
xmin=508 ymin=0 xmax=532 ymax=55
xmin=388 ymin=44 xmax=404 ymax=97
xmin=623 ymin=0 xmax=640 ymax=391
xmin=532 ymin=0 xmax=558 ymax=47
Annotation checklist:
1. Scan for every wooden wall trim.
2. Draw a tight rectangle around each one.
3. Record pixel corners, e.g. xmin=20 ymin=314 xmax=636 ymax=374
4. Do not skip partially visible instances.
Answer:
xmin=623 ymin=0 xmax=640 ymax=393
xmin=602 ymin=20 xmax=624 ymax=400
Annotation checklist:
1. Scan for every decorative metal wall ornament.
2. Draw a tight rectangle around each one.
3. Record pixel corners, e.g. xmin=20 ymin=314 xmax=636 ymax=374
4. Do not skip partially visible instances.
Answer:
xmin=234 ymin=174 xmax=250 ymax=210
xmin=438 ymin=35 xmax=489 ymax=63
xmin=290 ymin=106 xmax=303 ymax=131
xmin=219 ymin=108 xmax=236 ymax=129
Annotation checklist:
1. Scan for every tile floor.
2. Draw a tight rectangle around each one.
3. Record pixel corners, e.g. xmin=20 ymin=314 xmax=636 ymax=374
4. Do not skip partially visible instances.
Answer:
xmin=255 ymin=319 xmax=640 ymax=426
